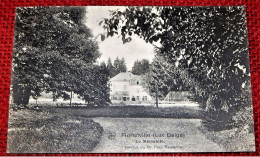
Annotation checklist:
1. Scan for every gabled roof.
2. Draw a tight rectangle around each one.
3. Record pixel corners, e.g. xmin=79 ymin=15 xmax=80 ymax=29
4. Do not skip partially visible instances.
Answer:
xmin=131 ymin=75 xmax=142 ymax=80
xmin=110 ymin=72 xmax=141 ymax=82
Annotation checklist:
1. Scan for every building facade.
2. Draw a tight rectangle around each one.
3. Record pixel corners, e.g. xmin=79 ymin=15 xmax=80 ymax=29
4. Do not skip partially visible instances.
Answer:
xmin=109 ymin=72 xmax=152 ymax=103
xmin=164 ymin=91 xmax=192 ymax=102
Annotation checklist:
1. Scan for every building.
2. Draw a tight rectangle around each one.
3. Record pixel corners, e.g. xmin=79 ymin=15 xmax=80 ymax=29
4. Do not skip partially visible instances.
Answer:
xmin=164 ymin=91 xmax=192 ymax=102
xmin=109 ymin=72 xmax=153 ymax=103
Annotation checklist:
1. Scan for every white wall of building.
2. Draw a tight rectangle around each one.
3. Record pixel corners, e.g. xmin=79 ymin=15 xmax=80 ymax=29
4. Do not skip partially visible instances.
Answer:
xmin=110 ymin=81 xmax=129 ymax=95
xmin=109 ymin=72 xmax=153 ymax=103
xmin=128 ymin=85 xmax=152 ymax=101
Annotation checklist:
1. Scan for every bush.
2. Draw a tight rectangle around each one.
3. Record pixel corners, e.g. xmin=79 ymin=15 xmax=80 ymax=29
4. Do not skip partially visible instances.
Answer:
xmin=203 ymin=93 xmax=234 ymax=131
xmin=203 ymin=85 xmax=254 ymax=132
xmin=232 ymin=85 xmax=254 ymax=133
xmin=200 ymin=88 xmax=255 ymax=151
xmin=232 ymin=106 xmax=254 ymax=133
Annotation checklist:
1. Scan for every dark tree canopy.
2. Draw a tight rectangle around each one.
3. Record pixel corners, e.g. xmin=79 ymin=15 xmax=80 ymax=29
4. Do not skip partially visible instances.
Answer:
xmin=132 ymin=59 xmax=150 ymax=75
xmin=114 ymin=57 xmax=127 ymax=73
xmin=146 ymin=53 xmax=190 ymax=99
xmin=101 ymin=6 xmax=251 ymax=130
xmin=106 ymin=57 xmax=116 ymax=78
xmin=12 ymin=7 xmax=109 ymax=106
xmin=105 ymin=57 xmax=127 ymax=78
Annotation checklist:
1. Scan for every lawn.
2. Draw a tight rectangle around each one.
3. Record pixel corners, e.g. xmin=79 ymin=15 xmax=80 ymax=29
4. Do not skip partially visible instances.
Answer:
xmin=7 ymin=105 xmax=202 ymax=153
xmin=198 ymin=124 xmax=255 ymax=152
xmin=7 ymin=108 xmax=103 ymax=153
xmin=7 ymin=105 xmax=255 ymax=153
xmin=51 ymin=105 xmax=203 ymax=119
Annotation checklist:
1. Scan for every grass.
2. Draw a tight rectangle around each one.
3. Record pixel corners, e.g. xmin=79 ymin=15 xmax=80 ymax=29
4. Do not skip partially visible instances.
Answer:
xmin=52 ymin=105 xmax=203 ymax=119
xmin=7 ymin=108 xmax=103 ymax=153
xmin=198 ymin=123 xmax=255 ymax=152
xmin=7 ymin=104 xmax=202 ymax=153
xmin=8 ymin=104 xmax=254 ymax=152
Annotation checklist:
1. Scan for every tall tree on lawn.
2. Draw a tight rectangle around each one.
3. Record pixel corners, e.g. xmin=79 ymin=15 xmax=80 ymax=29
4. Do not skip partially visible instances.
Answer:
xmin=12 ymin=7 xmax=109 ymax=106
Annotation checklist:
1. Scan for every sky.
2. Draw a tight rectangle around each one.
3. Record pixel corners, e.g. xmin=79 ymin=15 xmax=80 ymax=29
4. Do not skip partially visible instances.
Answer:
xmin=85 ymin=6 xmax=155 ymax=71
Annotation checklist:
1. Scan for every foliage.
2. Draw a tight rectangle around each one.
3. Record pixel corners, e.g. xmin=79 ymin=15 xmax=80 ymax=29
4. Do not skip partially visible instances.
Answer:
xmin=106 ymin=57 xmax=127 ymax=78
xmin=231 ymin=85 xmax=254 ymax=133
xmin=78 ymin=63 xmax=111 ymax=106
xmin=113 ymin=57 xmax=127 ymax=73
xmin=145 ymin=53 xmax=191 ymax=99
xmin=101 ymin=6 xmax=252 ymax=130
xmin=12 ymin=7 xmax=110 ymax=106
xmin=132 ymin=59 xmax=150 ymax=75
xmin=106 ymin=57 xmax=116 ymax=78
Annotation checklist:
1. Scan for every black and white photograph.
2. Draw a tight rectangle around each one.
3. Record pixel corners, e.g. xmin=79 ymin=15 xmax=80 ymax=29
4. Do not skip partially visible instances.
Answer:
xmin=7 ymin=6 xmax=255 ymax=153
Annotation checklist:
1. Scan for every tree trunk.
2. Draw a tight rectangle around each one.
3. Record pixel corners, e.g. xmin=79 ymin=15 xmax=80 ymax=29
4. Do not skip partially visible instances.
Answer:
xmin=12 ymin=80 xmax=31 ymax=105
xmin=155 ymin=84 xmax=159 ymax=108
xmin=70 ymin=91 xmax=72 ymax=106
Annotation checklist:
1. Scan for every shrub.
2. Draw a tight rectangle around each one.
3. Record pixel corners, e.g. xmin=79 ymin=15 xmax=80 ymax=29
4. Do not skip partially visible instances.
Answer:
xmin=232 ymin=106 xmax=254 ymax=133
xmin=203 ymin=93 xmax=234 ymax=131
xmin=203 ymin=84 xmax=253 ymax=132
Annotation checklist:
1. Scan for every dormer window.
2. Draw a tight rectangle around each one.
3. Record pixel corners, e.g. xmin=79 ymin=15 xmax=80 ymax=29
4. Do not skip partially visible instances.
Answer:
xmin=137 ymin=81 xmax=139 ymax=85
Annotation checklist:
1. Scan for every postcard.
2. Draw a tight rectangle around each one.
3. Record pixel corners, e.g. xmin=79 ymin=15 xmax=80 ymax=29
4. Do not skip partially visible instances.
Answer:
xmin=7 ymin=6 xmax=255 ymax=153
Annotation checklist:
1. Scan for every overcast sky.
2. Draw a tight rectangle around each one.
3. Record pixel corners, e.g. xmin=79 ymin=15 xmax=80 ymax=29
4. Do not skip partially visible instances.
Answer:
xmin=86 ymin=6 xmax=155 ymax=71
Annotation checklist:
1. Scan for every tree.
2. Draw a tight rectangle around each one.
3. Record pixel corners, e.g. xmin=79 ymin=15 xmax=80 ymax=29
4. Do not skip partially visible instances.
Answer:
xmin=76 ymin=62 xmax=111 ymax=106
xmin=95 ymin=62 xmax=111 ymax=105
xmin=106 ymin=57 xmax=116 ymax=78
xmin=12 ymin=7 xmax=105 ymax=106
xmin=132 ymin=59 xmax=150 ymax=75
xmin=101 ymin=6 xmax=251 ymax=130
xmin=113 ymin=57 xmax=127 ymax=74
xmin=119 ymin=57 xmax=127 ymax=72
xmin=105 ymin=57 xmax=127 ymax=78
xmin=145 ymin=53 xmax=190 ymax=100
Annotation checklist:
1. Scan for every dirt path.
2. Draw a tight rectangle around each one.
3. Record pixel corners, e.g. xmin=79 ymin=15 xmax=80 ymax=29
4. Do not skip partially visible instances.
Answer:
xmin=92 ymin=118 xmax=224 ymax=153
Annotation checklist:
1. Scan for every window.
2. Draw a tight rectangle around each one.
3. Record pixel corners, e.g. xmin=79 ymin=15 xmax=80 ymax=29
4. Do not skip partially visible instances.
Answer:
xmin=143 ymin=96 xmax=148 ymax=101
xmin=137 ymin=96 xmax=139 ymax=100
xmin=137 ymin=81 xmax=139 ymax=85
